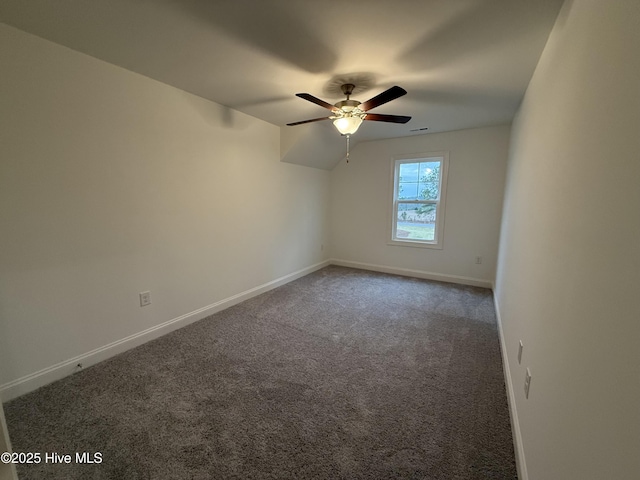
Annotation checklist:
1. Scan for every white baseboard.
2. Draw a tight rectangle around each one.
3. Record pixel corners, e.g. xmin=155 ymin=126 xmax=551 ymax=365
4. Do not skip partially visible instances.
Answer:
xmin=0 ymin=260 xmax=330 ymax=402
xmin=493 ymin=291 xmax=527 ymax=480
xmin=330 ymin=258 xmax=493 ymax=288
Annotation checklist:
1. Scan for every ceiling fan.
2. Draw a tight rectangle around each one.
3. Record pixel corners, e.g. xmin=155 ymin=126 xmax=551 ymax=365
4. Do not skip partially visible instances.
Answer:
xmin=287 ymin=84 xmax=411 ymax=136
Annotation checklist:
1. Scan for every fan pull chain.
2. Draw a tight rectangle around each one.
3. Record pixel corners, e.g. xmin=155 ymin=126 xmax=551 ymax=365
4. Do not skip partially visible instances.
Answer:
xmin=346 ymin=134 xmax=350 ymax=163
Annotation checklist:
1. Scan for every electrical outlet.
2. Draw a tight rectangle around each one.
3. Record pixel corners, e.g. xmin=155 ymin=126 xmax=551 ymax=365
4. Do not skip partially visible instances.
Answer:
xmin=139 ymin=291 xmax=151 ymax=307
xmin=518 ymin=340 xmax=524 ymax=364
xmin=475 ymin=256 xmax=482 ymax=264
xmin=524 ymin=368 xmax=532 ymax=399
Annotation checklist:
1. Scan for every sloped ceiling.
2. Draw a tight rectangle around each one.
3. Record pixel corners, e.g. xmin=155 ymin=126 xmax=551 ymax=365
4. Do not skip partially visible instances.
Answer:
xmin=0 ymin=0 xmax=564 ymax=170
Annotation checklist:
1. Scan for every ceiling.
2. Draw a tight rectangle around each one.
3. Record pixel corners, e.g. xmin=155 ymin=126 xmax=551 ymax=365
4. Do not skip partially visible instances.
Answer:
xmin=0 ymin=0 xmax=564 ymax=169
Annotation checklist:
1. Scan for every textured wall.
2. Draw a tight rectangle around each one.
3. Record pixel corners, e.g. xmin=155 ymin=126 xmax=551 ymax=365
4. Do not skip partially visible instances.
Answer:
xmin=0 ymin=23 xmax=330 ymax=390
xmin=329 ymin=125 xmax=510 ymax=285
xmin=495 ymin=1 xmax=640 ymax=478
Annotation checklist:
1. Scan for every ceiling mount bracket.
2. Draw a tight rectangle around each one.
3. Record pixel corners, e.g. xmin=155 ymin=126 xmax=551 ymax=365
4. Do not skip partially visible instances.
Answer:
xmin=340 ymin=83 xmax=356 ymax=99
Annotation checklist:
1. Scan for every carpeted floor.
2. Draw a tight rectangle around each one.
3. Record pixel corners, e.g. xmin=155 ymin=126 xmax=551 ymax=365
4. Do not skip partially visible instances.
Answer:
xmin=5 ymin=266 xmax=516 ymax=479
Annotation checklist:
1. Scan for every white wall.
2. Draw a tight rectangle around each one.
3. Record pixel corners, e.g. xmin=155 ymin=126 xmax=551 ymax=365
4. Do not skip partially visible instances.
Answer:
xmin=329 ymin=125 xmax=510 ymax=286
xmin=494 ymin=1 xmax=640 ymax=479
xmin=0 ymin=23 xmax=330 ymax=397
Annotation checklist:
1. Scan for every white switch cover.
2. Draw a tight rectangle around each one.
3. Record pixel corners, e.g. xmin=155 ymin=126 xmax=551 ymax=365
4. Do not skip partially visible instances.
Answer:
xmin=524 ymin=368 xmax=532 ymax=399
xmin=518 ymin=341 xmax=524 ymax=364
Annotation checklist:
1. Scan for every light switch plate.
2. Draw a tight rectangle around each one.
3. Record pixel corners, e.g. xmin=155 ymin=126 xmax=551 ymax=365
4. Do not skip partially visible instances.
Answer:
xmin=524 ymin=368 xmax=532 ymax=399
xmin=518 ymin=340 xmax=524 ymax=364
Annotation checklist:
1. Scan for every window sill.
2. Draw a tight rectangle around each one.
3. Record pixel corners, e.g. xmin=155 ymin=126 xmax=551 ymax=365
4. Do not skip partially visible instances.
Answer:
xmin=387 ymin=239 xmax=443 ymax=250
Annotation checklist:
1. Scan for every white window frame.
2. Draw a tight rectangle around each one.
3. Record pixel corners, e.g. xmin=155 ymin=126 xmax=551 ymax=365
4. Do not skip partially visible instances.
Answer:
xmin=388 ymin=152 xmax=449 ymax=249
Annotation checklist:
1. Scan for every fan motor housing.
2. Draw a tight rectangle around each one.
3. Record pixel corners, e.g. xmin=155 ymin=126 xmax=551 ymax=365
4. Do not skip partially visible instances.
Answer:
xmin=335 ymin=99 xmax=361 ymax=111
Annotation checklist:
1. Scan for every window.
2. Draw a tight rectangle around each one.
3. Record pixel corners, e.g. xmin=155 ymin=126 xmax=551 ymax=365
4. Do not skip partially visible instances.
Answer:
xmin=390 ymin=153 xmax=448 ymax=248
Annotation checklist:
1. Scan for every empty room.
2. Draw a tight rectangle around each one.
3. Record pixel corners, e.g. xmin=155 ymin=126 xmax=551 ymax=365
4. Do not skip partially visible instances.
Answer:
xmin=1 ymin=1 xmax=638 ymax=479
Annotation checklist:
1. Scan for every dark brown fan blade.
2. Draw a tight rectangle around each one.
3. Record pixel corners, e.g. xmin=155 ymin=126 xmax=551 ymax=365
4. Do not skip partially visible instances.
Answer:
xmin=359 ymin=86 xmax=407 ymax=112
xmin=286 ymin=116 xmax=330 ymax=126
xmin=364 ymin=113 xmax=411 ymax=124
xmin=296 ymin=93 xmax=338 ymax=111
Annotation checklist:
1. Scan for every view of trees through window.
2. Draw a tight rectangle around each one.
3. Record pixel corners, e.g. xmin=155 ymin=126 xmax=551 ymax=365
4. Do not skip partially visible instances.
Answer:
xmin=395 ymin=160 xmax=441 ymax=242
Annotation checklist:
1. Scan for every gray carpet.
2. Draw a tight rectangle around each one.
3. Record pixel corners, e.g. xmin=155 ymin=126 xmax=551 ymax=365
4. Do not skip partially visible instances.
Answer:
xmin=5 ymin=266 xmax=516 ymax=479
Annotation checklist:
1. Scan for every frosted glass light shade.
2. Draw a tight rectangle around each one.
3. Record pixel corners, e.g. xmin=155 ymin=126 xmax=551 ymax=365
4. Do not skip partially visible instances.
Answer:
xmin=333 ymin=116 xmax=363 ymax=135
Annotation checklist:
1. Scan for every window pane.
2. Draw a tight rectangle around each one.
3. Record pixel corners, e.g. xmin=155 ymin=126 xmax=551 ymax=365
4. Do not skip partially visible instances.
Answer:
xmin=419 ymin=162 xmax=440 ymax=181
xmin=398 ymin=162 xmax=419 ymax=182
xmin=395 ymin=203 xmax=437 ymax=241
xmin=417 ymin=182 xmax=439 ymax=200
xmin=398 ymin=182 xmax=418 ymax=199
xmin=418 ymin=162 xmax=440 ymax=200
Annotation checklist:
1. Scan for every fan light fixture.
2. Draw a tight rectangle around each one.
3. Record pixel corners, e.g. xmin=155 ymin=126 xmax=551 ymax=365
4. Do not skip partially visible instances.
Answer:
xmin=330 ymin=97 xmax=367 ymax=135
xmin=332 ymin=114 xmax=364 ymax=135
